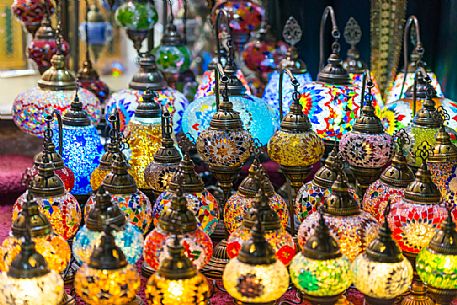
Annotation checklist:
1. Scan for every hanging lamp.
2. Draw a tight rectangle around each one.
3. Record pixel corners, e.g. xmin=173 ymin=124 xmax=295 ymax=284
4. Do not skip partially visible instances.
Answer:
xmin=11 ymin=0 xmax=54 ymax=36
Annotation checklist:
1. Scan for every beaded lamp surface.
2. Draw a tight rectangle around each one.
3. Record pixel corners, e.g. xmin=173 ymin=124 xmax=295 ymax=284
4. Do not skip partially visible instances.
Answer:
xmin=11 ymin=0 xmax=54 ymax=35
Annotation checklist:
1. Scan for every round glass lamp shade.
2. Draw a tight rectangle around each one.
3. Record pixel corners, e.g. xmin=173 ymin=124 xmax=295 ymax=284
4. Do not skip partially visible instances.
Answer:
xmin=224 ymin=191 xmax=288 ymax=234
xmin=28 ymin=36 xmax=70 ymax=75
xmin=114 ymin=0 xmax=158 ymax=31
xmin=363 ymin=180 xmax=406 ymax=222
xmin=53 ymin=124 xmax=104 ymax=195
xmin=144 ymin=226 xmax=213 ymax=271
xmin=72 ymin=224 xmax=143 ymax=265
xmin=263 ymin=71 xmax=312 ymax=118
xmin=75 ymin=263 xmax=141 ymax=305
xmin=289 ymin=252 xmax=352 ymax=297
xmin=227 ymin=226 xmax=295 ymax=265
xmin=30 ymin=165 xmax=75 ymax=192
xmin=0 ymin=234 xmax=70 ymax=274
xmin=0 ymin=270 xmax=64 ymax=305
xmin=183 ymin=94 xmax=277 ymax=146
xmin=222 ymin=257 xmax=289 ymax=303
xmin=416 ymin=247 xmax=457 ymax=290
xmin=242 ymin=39 xmax=287 ymax=74
xmin=351 ymin=253 xmax=413 ymax=299
xmin=146 ymin=272 xmax=210 ymax=305
xmin=13 ymin=193 xmax=81 ymax=240
xmin=85 ymin=191 xmax=153 ymax=233
xmin=153 ymin=190 xmax=219 ymax=236
xmin=194 ymin=69 xmax=250 ymax=99
xmin=298 ymin=212 xmax=379 ymax=261
xmin=11 ymin=0 xmax=53 ymax=34
xmin=144 ymin=162 xmax=180 ymax=194
xmin=105 ymin=88 xmax=188 ymax=133
xmin=154 ymin=44 xmax=192 ymax=74
xmin=12 ymin=87 xmax=100 ymax=137
xmin=124 ymin=116 xmax=162 ymax=189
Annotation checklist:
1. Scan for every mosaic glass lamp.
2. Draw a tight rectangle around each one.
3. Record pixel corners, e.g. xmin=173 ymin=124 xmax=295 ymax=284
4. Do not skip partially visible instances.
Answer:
xmin=227 ymin=175 xmax=295 ymax=266
xmin=145 ymin=234 xmax=210 ymax=305
xmin=124 ymin=88 xmax=162 ymax=190
xmin=75 ymin=226 xmax=141 ymax=305
xmin=144 ymin=188 xmax=213 ymax=273
xmin=340 ymin=75 xmax=394 ymax=195
xmin=223 ymin=191 xmax=289 ymax=305
xmin=53 ymin=91 xmax=104 ymax=196
xmin=0 ymin=217 xmax=64 ymax=305
xmin=263 ymin=17 xmax=312 ymax=119
xmin=13 ymin=150 xmax=81 ymax=241
xmin=298 ymin=170 xmax=379 ymax=261
xmin=290 ymin=209 xmax=351 ymax=303
xmin=295 ymin=145 xmax=358 ymax=224
xmin=352 ymin=203 xmax=413 ymax=305
xmin=73 ymin=187 xmax=143 ymax=265
xmin=416 ymin=207 xmax=457 ymax=305
xmin=11 ymin=0 xmax=54 ymax=35
xmin=362 ymin=130 xmax=415 ymax=222
xmin=0 ymin=192 xmax=70 ymax=274
xmin=144 ymin=110 xmax=182 ymax=195
xmin=225 ymin=159 xmax=288 ymax=234
xmin=86 ymin=151 xmax=152 ymax=233
xmin=153 ymin=153 xmax=219 ymax=236
xmin=12 ymin=52 xmax=100 ymax=137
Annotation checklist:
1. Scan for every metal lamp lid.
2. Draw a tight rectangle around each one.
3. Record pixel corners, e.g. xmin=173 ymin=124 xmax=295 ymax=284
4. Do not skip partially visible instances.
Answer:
xmin=314 ymin=145 xmax=340 ymax=189
xmin=38 ymin=53 xmax=76 ymax=91
xmin=158 ymin=188 xmax=198 ymax=233
xmin=169 ymin=153 xmax=204 ymax=193
xmin=102 ymin=152 xmax=138 ymax=195
xmin=62 ymin=92 xmax=91 ymax=126
xmin=134 ymin=88 xmax=161 ymax=118
xmin=324 ymin=171 xmax=361 ymax=216
xmin=428 ymin=207 xmax=457 ymax=255
xmin=158 ymin=234 xmax=197 ymax=280
xmin=86 ymin=187 xmax=127 ymax=232
xmin=12 ymin=192 xmax=52 ymax=238
xmin=352 ymin=79 xmax=384 ymax=134
xmin=280 ymin=78 xmax=312 ymax=132
xmin=129 ymin=54 xmax=167 ymax=91
xmin=88 ymin=226 xmax=128 ymax=270
xmin=428 ymin=111 xmax=457 ymax=163
xmin=153 ymin=111 xmax=181 ymax=164
xmin=411 ymin=77 xmax=442 ymax=128
xmin=77 ymin=58 xmax=100 ymax=81
xmin=209 ymin=80 xmax=243 ymax=130
xmin=29 ymin=151 xmax=65 ymax=198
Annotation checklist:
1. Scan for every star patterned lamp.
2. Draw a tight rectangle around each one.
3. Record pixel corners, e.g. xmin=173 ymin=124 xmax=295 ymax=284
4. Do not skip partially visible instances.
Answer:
xmin=263 ymin=16 xmax=312 ymax=118
xmin=290 ymin=209 xmax=352 ymax=304
xmin=0 ymin=192 xmax=70 ymax=275
xmin=11 ymin=0 xmax=54 ymax=35
xmin=362 ymin=129 xmax=415 ymax=222
xmin=298 ymin=170 xmax=379 ymax=261
xmin=153 ymin=152 xmax=219 ymax=236
xmin=144 ymin=110 xmax=182 ymax=195
xmin=53 ymin=90 xmax=104 ymax=196
xmin=75 ymin=226 xmax=141 ymax=305
xmin=223 ymin=191 xmax=289 ymax=305
xmin=225 ymin=159 xmax=288 ymax=234
xmin=143 ymin=188 xmax=213 ymax=274
xmin=340 ymin=75 xmax=394 ymax=195
xmin=145 ymin=234 xmax=211 ymax=305
xmin=86 ymin=151 xmax=153 ymax=233
xmin=352 ymin=202 xmax=413 ymax=305
xmin=73 ymin=187 xmax=144 ymax=265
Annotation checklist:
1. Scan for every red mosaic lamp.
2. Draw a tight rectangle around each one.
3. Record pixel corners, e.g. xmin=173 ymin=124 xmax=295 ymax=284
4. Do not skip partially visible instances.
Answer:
xmin=11 ymin=0 xmax=54 ymax=36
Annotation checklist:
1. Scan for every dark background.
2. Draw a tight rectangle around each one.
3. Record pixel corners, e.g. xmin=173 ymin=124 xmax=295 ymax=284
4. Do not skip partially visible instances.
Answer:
xmin=265 ymin=0 xmax=457 ymax=100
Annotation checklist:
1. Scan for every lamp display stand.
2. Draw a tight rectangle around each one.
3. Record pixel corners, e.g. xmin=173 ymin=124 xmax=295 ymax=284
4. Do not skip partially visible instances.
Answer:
xmin=401 ymin=253 xmax=434 ymax=305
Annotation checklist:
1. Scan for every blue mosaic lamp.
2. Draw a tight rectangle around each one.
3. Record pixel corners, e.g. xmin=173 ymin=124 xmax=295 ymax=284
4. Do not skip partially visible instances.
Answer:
xmin=263 ymin=16 xmax=312 ymax=119
xmin=53 ymin=90 xmax=104 ymax=196
xmin=182 ymin=10 xmax=276 ymax=146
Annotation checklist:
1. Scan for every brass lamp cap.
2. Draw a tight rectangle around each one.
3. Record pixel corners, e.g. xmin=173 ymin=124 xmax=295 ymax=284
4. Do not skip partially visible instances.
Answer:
xmin=169 ymin=153 xmax=204 ymax=193
xmin=280 ymin=95 xmax=312 ymax=132
xmin=366 ymin=202 xmax=404 ymax=263
xmin=158 ymin=234 xmax=197 ymax=280
xmin=62 ymin=92 xmax=91 ymax=126
xmin=314 ymin=145 xmax=340 ymax=189
xmin=352 ymin=81 xmax=384 ymax=134
xmin=428 ymin=125 xmax=457 ymax=163
xmin=86 ymin=187 xmax=126 ymax=232
xmin=35 ymin=15 xmax=55 ymax=40
xmin=324 ymin=172 xmax=360 ymax=216
xmin=98 ymin=142 xmax=117 ymax=170
xmin=158 ymin=189 xmax=198 ymax=234
xmin=29 ymin=152 xmax=65 ymax=198
xmin=238 ymin=191 xmax=277 ymax=265
xmin=238 ymin=159 xmax=275 ymax=197
xmin=209 ymin=83 xmax=243 ymax=130
xmin=161 ymin=22 xmax=184 ymax=45
xmin=38 ymin=53 xmax=76 ymax=91
xmin=153 ymin=111 xmax=181 ymax=164
xmin=12 ymin=192 xmax=52 ymax=238
xmin=380 ymin=149 xmax=415 ymax=188
xmin=317 ymin=53 xmax=351 ymax=85
xmin=129 ymin=54 xmax=167 ymax=91
xmin=77 ymin=58 xmax=100 ymax=81
xmin=218 ymin=55 xmax=247 ymax=96
xmin=411 ymin=78 xmax=442 ymax=128
xmin=428 ymin=207 xmax=457 ymax=255
xmin=102 ymin=152 xmax=138 ymax=195
xmin=88 ymin=227 xmax=128 ymax=270
xmin=134 ymin=88 xmax=161 ymax=119
xmin=302 ymin=209 xmax=342 ymax=260
xmin=7 ymin=237 xmax=50 ymax=279
xmin=34 ymin=142 xmax=64 ymax=170
xmin=404 ymin=76 xmax=429 ymax=99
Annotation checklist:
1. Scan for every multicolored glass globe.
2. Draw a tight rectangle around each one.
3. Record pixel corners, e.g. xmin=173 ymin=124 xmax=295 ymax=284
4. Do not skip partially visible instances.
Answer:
xmin=195 ymin=68 xmax=250 ymax=99
xmin=11 ymin=0 xmax=54 ymax=35
xmin=298 ymin=172 xmax=379 ymax=261
xmin=153 ymin=154 xmax=219 ymax=236
xmin=352 ymin=204 xmax=413 ymax=302
xmin=86 ymin=152 xmax=153 ymax=233
xmin=146 ymin=234 xmax=211 ymax=305
xmin=73 ymin=187 xmax=143 ymax=265
xmin=75 ymin=228 xmax=141 ymax=305
xmin=290 ymin=210 xmax=351 ymax=299
xmin=53 ymin=93 xmax=104 ymax=195
xmin=144 ymin=190 xmax=213 ymax=271
xmin=362 ymin=131 xmax=415 ymax=222
xmin=223 ymin=195 xmax=289 ymax=304
xmin=0 ymin=193 xmax=70 ymax=274
xmin=12 ymin=53 xmax=101 ymax=137
xmin=388 ymin=143 xmax=448 ymax=254
xmin=225 ymin=160 xmax=288 ymax=234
